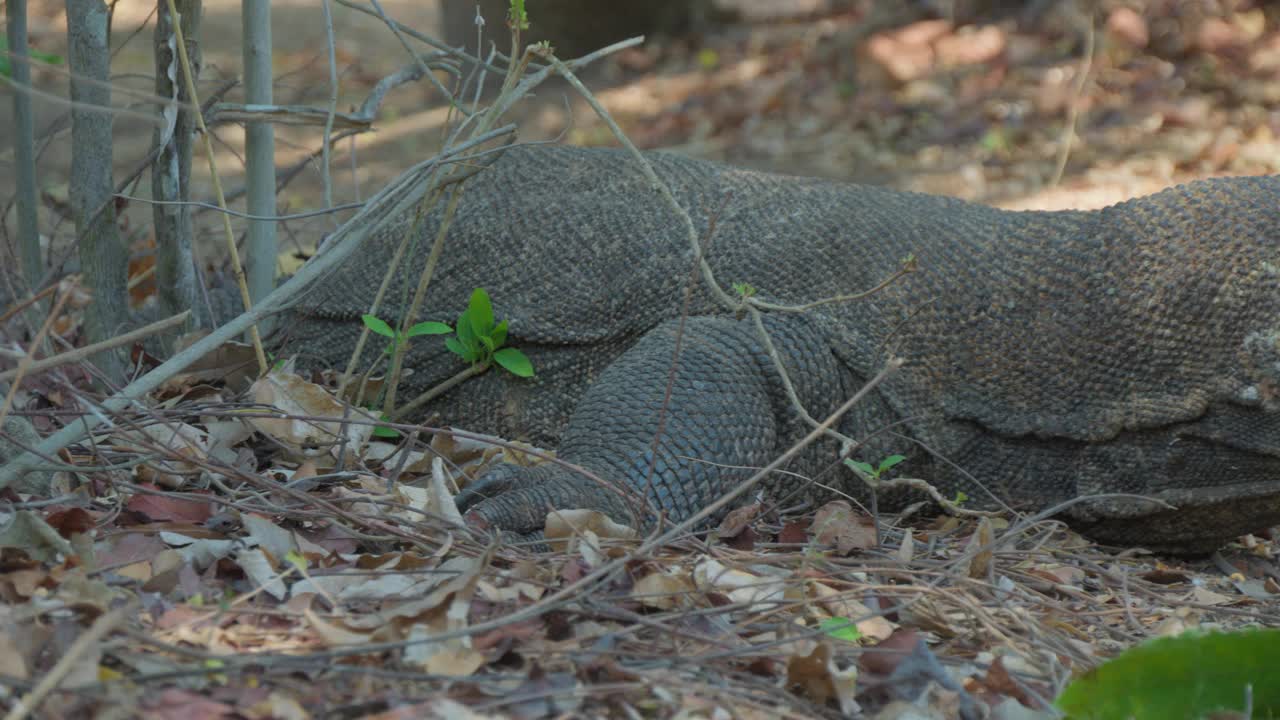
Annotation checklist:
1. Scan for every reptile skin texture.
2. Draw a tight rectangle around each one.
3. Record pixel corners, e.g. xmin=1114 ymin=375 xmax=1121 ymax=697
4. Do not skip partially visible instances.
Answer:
xmin=286 ymin=144 xmax=1280 ymax=553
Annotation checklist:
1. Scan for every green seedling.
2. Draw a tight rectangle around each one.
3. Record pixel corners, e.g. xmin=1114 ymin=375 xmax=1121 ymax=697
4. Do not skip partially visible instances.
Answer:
xmin=444 ymin=288 xmax=534 ymax=378
xmin=361 ymin=314 xmax=451 ymax=439
xmin=359 ymin=289 xmax=534 ymax=437
xmin=361 ymin=313 xmax=451 ymax=357
xmin=508 ymin=0 xmax=529 ymax=30
xmin=845 ymin=454 xmax=905 ymax=481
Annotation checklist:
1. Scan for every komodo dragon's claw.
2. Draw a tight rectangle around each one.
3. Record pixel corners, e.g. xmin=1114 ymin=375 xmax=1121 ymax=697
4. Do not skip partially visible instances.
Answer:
xmin=455 ymin=462 xmax=640 ymax=538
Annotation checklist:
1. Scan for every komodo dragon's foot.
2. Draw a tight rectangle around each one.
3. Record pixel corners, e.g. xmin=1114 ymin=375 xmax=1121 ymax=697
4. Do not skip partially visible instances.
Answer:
xmin=451 ymin=313 xmax=851 ymax=543
xmin=454 ymin=462 xmax=642 ymax=538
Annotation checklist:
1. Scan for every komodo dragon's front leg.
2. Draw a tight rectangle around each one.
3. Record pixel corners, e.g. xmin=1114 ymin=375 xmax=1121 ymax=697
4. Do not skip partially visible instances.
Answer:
xmin=455 ymin=313 xmax=855 ymax=536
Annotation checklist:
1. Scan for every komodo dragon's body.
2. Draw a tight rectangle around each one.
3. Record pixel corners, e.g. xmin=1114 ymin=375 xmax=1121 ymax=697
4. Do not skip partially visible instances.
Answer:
xmin=288 ymin=144 xmax=1280 ymax=553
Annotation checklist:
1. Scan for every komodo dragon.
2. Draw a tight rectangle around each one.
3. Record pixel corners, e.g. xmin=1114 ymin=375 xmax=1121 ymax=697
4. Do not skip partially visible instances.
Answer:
xmin=287 ymin=144 xmax=1280 ymax=553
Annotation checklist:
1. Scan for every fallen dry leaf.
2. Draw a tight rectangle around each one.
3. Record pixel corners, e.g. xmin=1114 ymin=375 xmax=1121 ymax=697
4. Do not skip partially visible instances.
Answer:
xmin=140 ymin=689 xmax=238 ymax=720
xmin=113 ymin=421 xmax=211 ymax=486
xmin=811 ymin=500 xmax=877 ymax=554
xmin=786 ymin=640 xmax=859 ymax=715
xmin=304 ymin=607 xmax=373 ymax=647
xmin=966 ymin=517 xmax=996 ymax=580
xmin=165 ymin=334 xmax=260 ymax=393
xmin=544 ymin=508 xmax=638 ymax=554
xmin=125 ymin=489 xmax=214 ymax=524
xmin=43 ymin=507 xmax=95 ymax=537
xmin=243 ymin=691 xmax=311 ymax=720
xmin=694 ymin=558 xmax=786 ymax=607
xmin=717 ymin=502 xmax=761 ymax=538
xmin=632 ymin=567 xmax=696 ymax=611
xmin=247 ymin=364 xmax=376 ymax=462
xmin=860 ymin=629 xmax=922 ymax=676
xmin=809 ymin=582 xmax=896 ymax=642
xmin=896 ymin=528 xmax=915 ymax=564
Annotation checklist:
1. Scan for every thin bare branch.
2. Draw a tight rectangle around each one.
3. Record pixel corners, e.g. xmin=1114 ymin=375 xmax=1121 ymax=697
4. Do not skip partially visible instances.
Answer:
xmin=0 ymin=310 xmax=191 ymax=385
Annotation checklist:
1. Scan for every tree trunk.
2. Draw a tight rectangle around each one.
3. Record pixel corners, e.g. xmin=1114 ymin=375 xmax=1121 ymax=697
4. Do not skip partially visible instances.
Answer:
xmin=6 ymin=0 xmax=43 ymax=304
xmin=242 ymin=0 xmax=277 ymax=325
xmin=67 ymin=0 xmax=127 ymax=381
xmin=152 ymin=0 xmax=204 ymax=332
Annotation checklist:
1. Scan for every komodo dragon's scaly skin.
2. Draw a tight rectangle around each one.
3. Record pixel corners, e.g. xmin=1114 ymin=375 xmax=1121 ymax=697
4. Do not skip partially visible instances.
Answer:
xmin=287 ymin=144 xmax=1280 ymax=553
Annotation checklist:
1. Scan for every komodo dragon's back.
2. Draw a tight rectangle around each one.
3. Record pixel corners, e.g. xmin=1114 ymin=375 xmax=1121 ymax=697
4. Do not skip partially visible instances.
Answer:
xmin=289 ymin=145 xmax=1280 ymax=553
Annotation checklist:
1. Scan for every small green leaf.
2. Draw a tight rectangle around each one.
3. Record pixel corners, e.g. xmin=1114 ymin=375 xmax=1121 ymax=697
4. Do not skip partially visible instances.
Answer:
xmin=952 ymin=491 xmax=969 ymax=505
xmin=372 ymin=415 xmax=401 ymax=438
xmin=464 ymin=336 xmax=484 ymax=362
xmin=491 ymin=319 xmax=509 ymax=349
xmin=285 ymin=550 xmax=307 ymax=571
xmin=406 ymin=321 xmax=452 ymax=337
xmin=448 ymin=334 xmax=483 ymax=364
xmin=493 ymin=348 xmax=534 ymax=377
xmin=819 ymin=618 xmax=863 ymax=643
xmin=478 ymin=333 xmax=496 ymax=354
xmin=877 ymin=454 xmax=906 ymax=474
xmin=445 ymin=336 xmax=466 ymax=359
xmin=468 ymin=288 xmax=495 ymax=337
xmin=846 ymin=460 xmax=874 ymax=476
xmin=361 ymin=314 xmax=396 ymax=338
xmin=456 ymin=308 xmax=475 ymax=344
xmin=980 ymin=127 xmax=1009 ymax=153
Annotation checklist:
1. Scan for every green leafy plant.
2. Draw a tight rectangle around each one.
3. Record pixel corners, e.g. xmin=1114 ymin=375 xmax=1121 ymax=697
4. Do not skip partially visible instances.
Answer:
xmin=508 ymin=0 xmax=529 ymax=30
xmin=0 ymin=39 xmax=63 ymax=78
xmin=444 ymin=288 xmax=534 ymax=378
xmin=360 ymin=314 xmax=451 ymax=439
xmin=361 ymin=313 xmax=451 ymax=357
xmin=731 ymin=281 xmax=757 ymax=300
xmin=845 ymin=454 xmax=905 ymax=481
xmin=1055 ymin=629 xmax=1280 ymax=719
xmin=359 ymin=289 xmax=533 ymax=437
